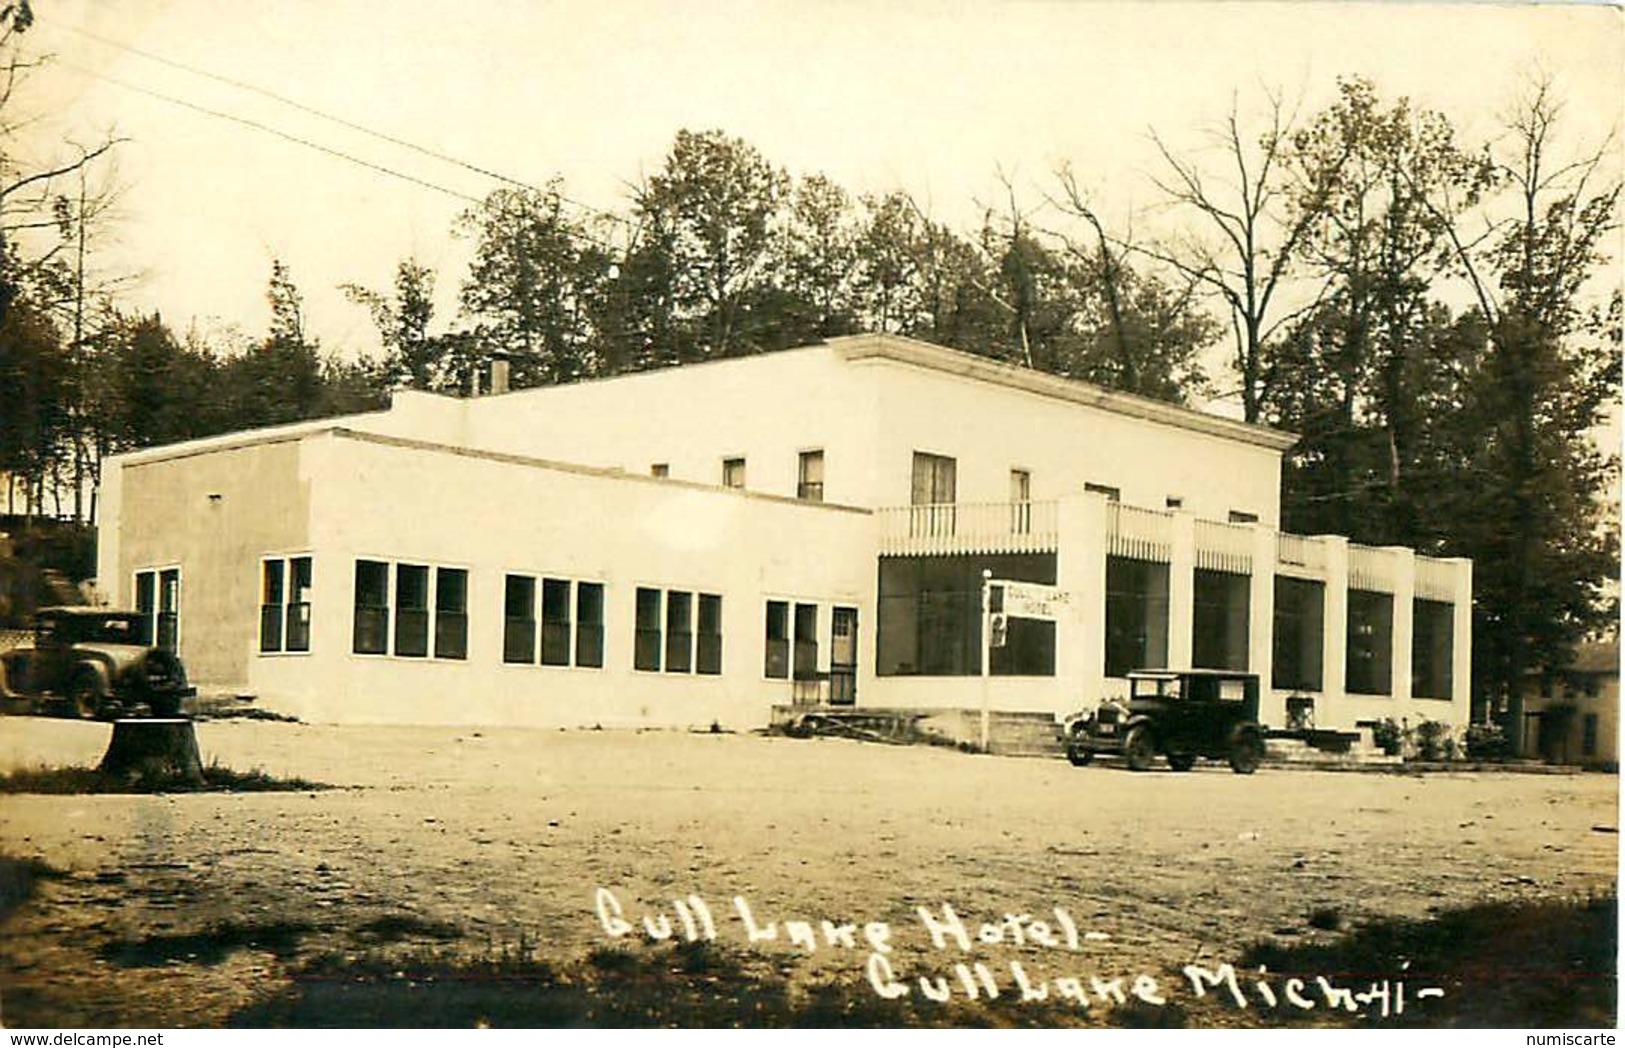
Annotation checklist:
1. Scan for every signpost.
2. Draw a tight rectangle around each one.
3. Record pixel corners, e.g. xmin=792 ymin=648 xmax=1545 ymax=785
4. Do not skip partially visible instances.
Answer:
xmin=980 ymin=576 xmax=1071 ymax=751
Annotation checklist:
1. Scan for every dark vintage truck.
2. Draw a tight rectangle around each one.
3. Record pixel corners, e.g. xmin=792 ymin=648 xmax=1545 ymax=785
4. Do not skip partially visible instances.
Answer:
xmin=1062 ymin=668 xmax=1267 ymax=774
xmin=0 ymin=606 xmax=195 ymax=719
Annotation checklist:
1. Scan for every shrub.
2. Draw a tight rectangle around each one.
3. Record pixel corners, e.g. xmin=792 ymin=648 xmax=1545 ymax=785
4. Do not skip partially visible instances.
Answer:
xmin=1464 ymin=721 xmax=1511 ymax=761
xmin=1414 ymin=719 xmax=1453 ymax=761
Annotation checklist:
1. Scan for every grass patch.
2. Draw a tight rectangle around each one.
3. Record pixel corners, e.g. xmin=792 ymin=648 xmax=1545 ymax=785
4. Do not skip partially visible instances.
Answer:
xmin=1230 ymin=894 xmax=1617 ymax=1027
xmin=0 ymin=761 xmax=332 ymax=794
xmin=0 ymin=854 xmax=68 ymax=920
xmin=227 ymin=938 xmax=1125 ymax=1029
xmin=99 ymin=919 xmax=316 ymax=967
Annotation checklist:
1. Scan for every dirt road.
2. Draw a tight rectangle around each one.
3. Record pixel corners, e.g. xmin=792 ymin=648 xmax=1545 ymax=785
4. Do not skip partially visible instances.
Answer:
xmin=0 ymin=717 xmax=1616 ymax=1027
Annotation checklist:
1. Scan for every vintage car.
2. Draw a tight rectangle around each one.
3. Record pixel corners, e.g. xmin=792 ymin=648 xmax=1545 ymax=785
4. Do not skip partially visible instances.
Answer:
xmin=1062 ymin=669 xmax=1266 ymax=774
xmin=0 ymin=606 xmax=195 ymax=719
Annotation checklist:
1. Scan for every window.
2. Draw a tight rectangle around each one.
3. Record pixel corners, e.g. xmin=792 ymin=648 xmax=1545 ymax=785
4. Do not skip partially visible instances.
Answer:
xmin=635 ymin=587 xmax=663 ymax=671
xmin=1411 ymin=599 xmax=1452 ymax=699
xmin=877 ymin=554 xmax=1056 ymax=677
xmin=665 ymin=591 xmax=694 ymax=673
xmin=650 ymin=463 xmax=670 ymax=478
xmin=1273 ymin=577 xmax=1324 ymax=691
xmin=135 ymin=567 xmax=181 ymax=653
xmin=635 ymin=587 xmax=720 ymax=674
xmin=1192 ymin=569 xmax=1249 ymax=671
xmin=261 ymin=556 xmax=312 ymax=653
xmin=542 ymin=578 xmax=573 ymax=666
xmin=434 ymin=568 xmax=468 ymax=660
xmin=1346 ymin=589 xmax=1394 ymax=695
xmin=793 ymin=603 xmax=819 ymax=680
xmin=1165 ymin=496 xmax=1184 ymax=510
xmin=1010 ymin=469 xmax=1031 ymax=534
xmin=1228 ymin=510 xmax=1260 ymax=524
xmin=911 ymin=452 xmax=956 ymax=504
xmin=575 ymin=583 xmax=605 ymax=668
xmin=765 ymin=600 xmax=790 ymax=679
xmin=353 ymin=560 xmax=390 ymax=655
xmin=394 ymin=564 xmax=430 ymax=658
xmin=722 ymin=458 xmax=746 ymax=489
xmin=1105 ymin=557 xmax=1168 ymax=678
xmin=507 ymin=575 xmax=604 ymax=669
xmin=798 ymin=450 xmax=825 ymax=502
xmin=697 ymin=594 xmax=723 ymax=675
xmin=1085 ymin=482 xmax=1121 ymax=502
xmin=503 ymin=575 xmax=537 ymax=664
xmin=910 ymin=452 xmax=957 ymax=538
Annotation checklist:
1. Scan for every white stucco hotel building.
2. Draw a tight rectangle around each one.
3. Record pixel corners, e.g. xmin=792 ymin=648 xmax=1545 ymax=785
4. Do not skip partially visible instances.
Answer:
xmin=96 ymin=334 xmax=1472 ymax=732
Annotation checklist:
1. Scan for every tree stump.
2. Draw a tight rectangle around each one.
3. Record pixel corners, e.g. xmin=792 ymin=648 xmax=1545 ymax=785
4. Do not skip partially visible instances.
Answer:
xmin=98 ymin=719 xmax=205 ymax=788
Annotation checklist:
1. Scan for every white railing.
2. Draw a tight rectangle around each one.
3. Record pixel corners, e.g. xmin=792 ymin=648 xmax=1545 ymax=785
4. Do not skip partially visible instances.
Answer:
xmin=1194 ymin=518 xmax=1254 ymax=574
xmin=1414 ymin=555 xmax=1459 ymax=602
xmin=1349 ymin=543 xmax=1397 ymax=593
xmin=1276 ymin=532 xmax=1328 ymax=577
xmin=1107 ymin=503 xmax=1173 ymax=562
xmin=877 ymin=501 xmax=1059 ymax=556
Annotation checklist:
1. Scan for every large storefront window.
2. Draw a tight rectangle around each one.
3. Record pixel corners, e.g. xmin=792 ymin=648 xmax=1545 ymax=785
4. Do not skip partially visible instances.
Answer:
xmin=1272 ymin=576 xmax=1324 ymax=691
xmin=1346 ymin=589 xmax=1393 ymax=695
xmin=1411 ymin=598 xmax=1453 ymax=699
xmin=1192 ymin=569 xmax=1249 ymax=671
xmin=877 ymin=553 xmax=1055 ymax=677
xmin=1105 ymin=557 xmax=1168 ymax=678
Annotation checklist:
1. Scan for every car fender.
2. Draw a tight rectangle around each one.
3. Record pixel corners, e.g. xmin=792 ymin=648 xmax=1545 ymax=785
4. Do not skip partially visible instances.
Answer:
xmin=69 ymin=656 xmax=114 ymax=696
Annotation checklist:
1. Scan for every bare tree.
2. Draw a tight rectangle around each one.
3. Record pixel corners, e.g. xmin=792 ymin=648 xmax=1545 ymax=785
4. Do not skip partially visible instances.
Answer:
xmin=1137 ymin=89 xmax=1349 ymax=421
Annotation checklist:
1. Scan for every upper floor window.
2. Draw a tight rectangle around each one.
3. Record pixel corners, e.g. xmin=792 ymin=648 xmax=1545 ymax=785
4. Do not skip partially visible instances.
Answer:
xmin=650 ymin=463 xmax=670 ymax=478
xmin=1165 ymin=496 xmax=1184 ymax=510
xmin=1085 ymin=482 xmax=1121 ymax=502
xmin=911 ymin=452 xmax=956 ymax=505
xmin=1228 ymin=510 xmax=1260 ymax=524
xmin=798 ymin=450 xmax=825 ymax=502
xmin=1010 ymin=469 xmax=1032 ymax=534
xmin=722 ymin=458 xmax=746 ymax=489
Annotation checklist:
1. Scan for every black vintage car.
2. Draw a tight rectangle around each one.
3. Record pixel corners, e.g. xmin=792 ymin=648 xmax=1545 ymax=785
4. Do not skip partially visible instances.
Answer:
xmin=1063 ymin=669 xmax=1266 ymax=774
xmin=0 ymin=606 xmax=195 ymax=719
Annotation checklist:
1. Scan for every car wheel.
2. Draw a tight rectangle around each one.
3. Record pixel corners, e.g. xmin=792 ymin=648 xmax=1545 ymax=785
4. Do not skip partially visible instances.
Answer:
xmin=1166 ymin=753 xmax=1196 ymax=772
xmin=1122 ymin=725 xmax=1156 ymax=771
xmin=1065 ymin=743 xmax=1094 ymax=767
xmin=1229 ymin=730 xmax=1265 ymax=775
xmin=69 ymin=671 xmax=104 ymax=721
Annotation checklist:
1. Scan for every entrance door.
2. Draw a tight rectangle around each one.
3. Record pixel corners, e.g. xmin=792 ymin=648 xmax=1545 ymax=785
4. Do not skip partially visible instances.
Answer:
xmin=830 ymin=606 xmax=858 ymax=705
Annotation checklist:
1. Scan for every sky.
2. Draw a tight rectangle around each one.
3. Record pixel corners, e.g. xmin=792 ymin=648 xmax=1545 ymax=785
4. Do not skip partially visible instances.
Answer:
xmin=14 ymin=0 xmax=1625 ymax=388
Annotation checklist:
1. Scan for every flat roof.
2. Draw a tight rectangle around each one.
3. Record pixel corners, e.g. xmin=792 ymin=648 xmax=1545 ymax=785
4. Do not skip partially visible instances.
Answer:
xmin=826 ymin=333 xmax=1299 ymax=452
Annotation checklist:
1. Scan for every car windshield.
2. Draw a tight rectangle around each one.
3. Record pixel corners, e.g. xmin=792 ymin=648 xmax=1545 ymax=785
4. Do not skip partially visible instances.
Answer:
xmin=46 ymin=616 xmax=144 ymax=645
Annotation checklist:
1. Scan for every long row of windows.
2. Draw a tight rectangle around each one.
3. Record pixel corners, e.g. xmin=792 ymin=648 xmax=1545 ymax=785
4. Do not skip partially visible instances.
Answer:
xmin=352 ymin=560 xmax=469 ymax=659
xmin=634 ymin=588 xmax=722 ymax=674
xmin=654 ymin=450 xmax=827 ymax=502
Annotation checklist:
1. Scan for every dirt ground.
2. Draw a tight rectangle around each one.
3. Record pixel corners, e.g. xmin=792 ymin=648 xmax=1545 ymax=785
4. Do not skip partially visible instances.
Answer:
xmin=0 ymin=716 xmax=1617 ymax=1028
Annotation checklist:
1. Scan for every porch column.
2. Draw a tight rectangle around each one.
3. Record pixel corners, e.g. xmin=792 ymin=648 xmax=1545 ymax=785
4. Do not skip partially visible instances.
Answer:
xmin=1249 ymin=525 xmax=1279 ymax=725
xmin=1056 ymin=493 xmax=1108 ymax=711
xmin=1320 ymin=536 xmax=1350 ymax=719
xmin=1449 ymin=557 xmax=1474 ymax=721
xmin=1168 ymin=511 xmax=1196 ymax=669
xmin=1388 ymin=547 xmax=1416 ymax=705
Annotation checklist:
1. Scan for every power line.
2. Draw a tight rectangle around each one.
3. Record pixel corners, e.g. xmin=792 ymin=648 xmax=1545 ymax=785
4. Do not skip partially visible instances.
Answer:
xmin=57 ymin=58 xmax=487 ymax=205
xmin=57 ymin=20 xmax=627 ymax=227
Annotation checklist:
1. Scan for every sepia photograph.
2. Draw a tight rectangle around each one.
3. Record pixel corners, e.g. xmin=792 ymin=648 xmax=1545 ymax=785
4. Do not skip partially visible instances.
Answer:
xmin=0 ymin=0 xmax=1619 ymax=1034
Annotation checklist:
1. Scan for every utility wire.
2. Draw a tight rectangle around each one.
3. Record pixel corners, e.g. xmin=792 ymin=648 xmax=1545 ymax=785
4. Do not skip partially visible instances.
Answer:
xmin=58 ymin=59 xmax=487 ymax=205
xmin=58 ymin=20 xmax=627 ymax=227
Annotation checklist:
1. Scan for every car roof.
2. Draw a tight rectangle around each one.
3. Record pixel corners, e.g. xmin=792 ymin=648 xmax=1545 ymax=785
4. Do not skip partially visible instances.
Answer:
xmin=1128 ymin=668 xmax=1258 ymax=680
xmin=36 ymin=606 xmax=140 ymax=618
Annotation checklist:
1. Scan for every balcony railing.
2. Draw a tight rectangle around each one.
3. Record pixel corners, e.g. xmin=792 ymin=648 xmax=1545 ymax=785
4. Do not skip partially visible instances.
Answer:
xmin=1194 ymin=518 xmax=1254 ymax=574
xmin=1276 ymin=532 xmax=1328 ymax=578
xmin=877 ymin=500 xmax=1059 ymax=556
xmin=1349 ymin=543 xmax=1398 ymax=593
xmin=1107 ymin=503 xmax=1172 ymax=562
xmin=1414 ymin=555 xmax=1459 ymax=602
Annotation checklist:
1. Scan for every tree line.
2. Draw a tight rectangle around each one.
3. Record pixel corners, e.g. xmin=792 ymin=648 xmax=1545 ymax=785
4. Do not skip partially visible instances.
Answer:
xmin=0 ymin=1 xmax=1616 ymax=734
